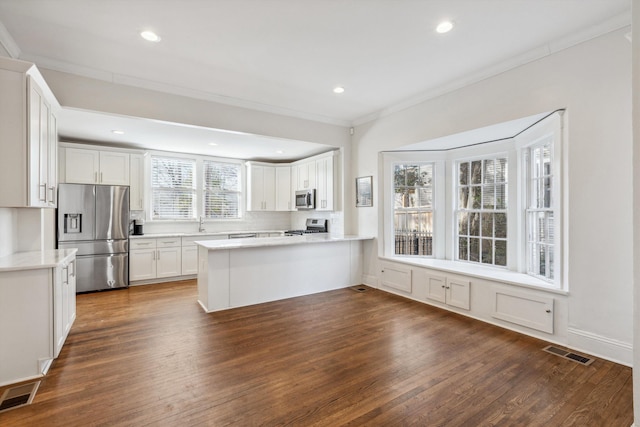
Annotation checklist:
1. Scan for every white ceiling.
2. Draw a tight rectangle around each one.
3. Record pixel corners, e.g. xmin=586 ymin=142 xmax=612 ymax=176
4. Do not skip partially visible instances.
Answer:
xmin=0 ymin=0 xmax=631 ymax=160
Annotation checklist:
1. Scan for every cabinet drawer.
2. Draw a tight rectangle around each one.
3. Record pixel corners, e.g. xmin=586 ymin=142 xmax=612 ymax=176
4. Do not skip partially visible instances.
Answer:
xmin=156 ymin=237 xmax=181 ymax=248
xmin=130 ymin=238 xmax=157 ymax=250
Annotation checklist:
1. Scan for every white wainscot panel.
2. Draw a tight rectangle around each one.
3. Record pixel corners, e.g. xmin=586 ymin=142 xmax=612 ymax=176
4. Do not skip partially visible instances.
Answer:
xmin=380 ymin=263 xmax=412 ymax=293
xmin=491 ymin=286 xmax=554 ymax=334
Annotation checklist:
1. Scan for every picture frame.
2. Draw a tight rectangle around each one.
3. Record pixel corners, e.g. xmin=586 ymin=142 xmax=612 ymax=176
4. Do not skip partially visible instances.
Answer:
xmin=356 ymin=176 xmax=373 ymax=207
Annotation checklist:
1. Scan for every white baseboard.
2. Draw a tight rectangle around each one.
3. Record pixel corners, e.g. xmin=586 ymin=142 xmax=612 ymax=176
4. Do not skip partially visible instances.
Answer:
xmin=567 ymin=327 xmax=632 ymax=367
xmin=362 ymin=274 xmax=379 ymax=288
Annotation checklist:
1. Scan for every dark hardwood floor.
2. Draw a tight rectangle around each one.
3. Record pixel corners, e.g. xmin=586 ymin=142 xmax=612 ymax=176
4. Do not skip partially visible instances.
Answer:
xmin=0 ymin=280 xmax=633 ymax=426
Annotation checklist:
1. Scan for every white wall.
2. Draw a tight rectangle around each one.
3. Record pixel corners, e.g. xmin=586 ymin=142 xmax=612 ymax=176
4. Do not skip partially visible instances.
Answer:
xmin=351 ymin=28 xmax=633 ymax=364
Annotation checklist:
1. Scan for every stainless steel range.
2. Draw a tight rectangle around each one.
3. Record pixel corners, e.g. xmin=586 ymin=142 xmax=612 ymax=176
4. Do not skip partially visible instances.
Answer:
xmin=285 ymin=218 xmax=328 ymax=236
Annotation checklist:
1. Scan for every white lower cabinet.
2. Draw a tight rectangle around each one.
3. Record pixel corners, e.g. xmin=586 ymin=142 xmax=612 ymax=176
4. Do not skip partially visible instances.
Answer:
xmin=157 ymin=243 xmax=182 ymax=278
xmin=0 ymin=252 xmax=76 ymax=386
xmin=54 ymin=257 xmax=76 ymax=357
xmin=130 ymin=237 xmax=182 ymax=281
xmin=426 ymin=275 xmax=470 ymax=310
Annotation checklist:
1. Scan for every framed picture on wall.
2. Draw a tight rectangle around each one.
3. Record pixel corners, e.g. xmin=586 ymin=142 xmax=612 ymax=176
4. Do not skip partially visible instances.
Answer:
xmin=356 ymin=176 xmax=373 ymax=207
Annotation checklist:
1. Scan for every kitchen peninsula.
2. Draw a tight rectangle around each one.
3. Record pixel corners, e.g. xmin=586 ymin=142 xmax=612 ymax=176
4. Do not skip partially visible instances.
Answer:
xmin=196 ymin=234 xmax=372 ymax=312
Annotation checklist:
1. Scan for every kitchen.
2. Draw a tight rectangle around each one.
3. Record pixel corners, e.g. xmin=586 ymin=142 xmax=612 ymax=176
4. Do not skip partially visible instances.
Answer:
xmin=0 ymin=1 xmax=637 ymax=424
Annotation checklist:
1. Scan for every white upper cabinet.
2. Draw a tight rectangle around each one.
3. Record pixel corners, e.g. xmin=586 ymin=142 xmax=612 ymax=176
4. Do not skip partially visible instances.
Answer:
xmin=295 ymin=160 xmax=316 ymax=191
xmin=315 ymin=153 xmax=334 ymax=211
xmin=0 ymin=58 xmax=59 ymax=208
xmin=129 ymin=153 xmax=145 ymax=211
xmin=247 ymin=163 xmax=276 ymax=211
xmin=64 ymin=148 xmax=130 ymax=185
xmin=275 ymin=166 xmax=292 ymax=211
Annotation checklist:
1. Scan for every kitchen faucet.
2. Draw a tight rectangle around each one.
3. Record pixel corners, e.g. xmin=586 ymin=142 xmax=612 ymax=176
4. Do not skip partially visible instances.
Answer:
xmin=199 ymin=216 xmax=205 ymax=232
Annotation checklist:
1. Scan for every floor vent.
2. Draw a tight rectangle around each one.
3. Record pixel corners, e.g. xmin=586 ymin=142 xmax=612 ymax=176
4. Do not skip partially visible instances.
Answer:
xmin=542 ymin=345 xmax=595 ymax=366
xmin=0 ymin=381 xmax=40 ymax=413
xmin=350 ymin=286 xmax=368 ymax=293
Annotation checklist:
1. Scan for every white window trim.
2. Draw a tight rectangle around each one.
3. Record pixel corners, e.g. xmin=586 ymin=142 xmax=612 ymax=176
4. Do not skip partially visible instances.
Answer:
xmin=145 ymin=150 xmax=246 ymax=223
xmin=381 ymin=111 xmax=566 ymax=291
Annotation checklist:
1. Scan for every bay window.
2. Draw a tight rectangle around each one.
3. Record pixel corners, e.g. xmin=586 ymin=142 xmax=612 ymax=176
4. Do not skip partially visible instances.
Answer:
xmin=382 ymin=110 xmax=564 ymax=290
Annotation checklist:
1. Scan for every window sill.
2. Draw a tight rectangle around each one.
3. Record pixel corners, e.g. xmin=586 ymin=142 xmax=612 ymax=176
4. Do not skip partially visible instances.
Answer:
xmin=379 ymin=255 xmax=568 ymax=296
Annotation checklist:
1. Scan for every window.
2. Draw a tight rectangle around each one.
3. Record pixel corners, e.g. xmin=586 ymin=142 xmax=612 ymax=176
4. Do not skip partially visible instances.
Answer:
xmin=456 ymin=157 xmax=507 ymax=267
xmin=382 ymin=111 xmax=564 ymax=289
xmin=393 ymin=163 xmax=434 ymax=255
xmin=203 ymin=160 xmax=241 ymax=219
xmin=151 ymin=156 xmax=196 ymax=220
xmin=526 ymin=140 xmax=554 ymax=281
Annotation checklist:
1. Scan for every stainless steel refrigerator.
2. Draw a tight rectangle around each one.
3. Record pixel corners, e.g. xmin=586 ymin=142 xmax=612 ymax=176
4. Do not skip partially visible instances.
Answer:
xmin=57 ymin=184 xmax=129 ymax=292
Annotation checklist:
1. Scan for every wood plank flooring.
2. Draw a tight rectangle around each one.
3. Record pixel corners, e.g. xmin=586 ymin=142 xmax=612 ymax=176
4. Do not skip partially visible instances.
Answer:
xmin=0 ymin=280 xmax=633 ymax=426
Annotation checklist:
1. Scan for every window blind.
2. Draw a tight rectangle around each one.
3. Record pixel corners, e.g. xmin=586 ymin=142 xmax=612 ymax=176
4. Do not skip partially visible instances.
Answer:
xmin=151 ymin=156 xmax=196 ymax=219
xmin=203 ymin=160 xmax=241 ymax=219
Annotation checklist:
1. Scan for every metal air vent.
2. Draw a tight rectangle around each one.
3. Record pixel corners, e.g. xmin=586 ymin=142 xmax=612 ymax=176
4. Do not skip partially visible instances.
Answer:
xmin=542 ymin=345 xmax=595 ymax=366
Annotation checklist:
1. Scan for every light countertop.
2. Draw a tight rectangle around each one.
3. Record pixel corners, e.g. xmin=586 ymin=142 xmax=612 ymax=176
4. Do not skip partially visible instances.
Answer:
xmin=196 ymin=234 xmax=373 ymax=250
xmin=130 ymin=230 xmax=286 ymax=239
xmin=0 ymin=249 xmax=78 ymax=272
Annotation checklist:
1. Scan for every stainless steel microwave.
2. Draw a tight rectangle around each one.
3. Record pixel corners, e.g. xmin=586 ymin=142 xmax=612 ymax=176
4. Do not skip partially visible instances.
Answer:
xmin=295 ymin=189 xmax=315 ymax=210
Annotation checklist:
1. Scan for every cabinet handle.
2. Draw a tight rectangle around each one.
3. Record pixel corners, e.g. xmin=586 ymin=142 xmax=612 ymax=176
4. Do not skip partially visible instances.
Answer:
xmin=62 ymin=265 xmax=69 ymax=285
xmin=94 ymin=171 xmax=98 ymax=183
xmin=39 ymin=184 xmax=47 ymax=202
xmin=157 ymin=250 xmax=160 ymax=260
xmin=100 ymin=172 xmax=103 ymax=183
xmin=70 ymin=260 xmax=76 ymax=277
xmin=48 ymin=185 xmax=56 ymax=204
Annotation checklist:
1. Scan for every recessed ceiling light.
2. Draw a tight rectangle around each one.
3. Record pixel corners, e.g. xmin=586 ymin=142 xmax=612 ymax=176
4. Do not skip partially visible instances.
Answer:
xmin=275 ymin=150 xmax=284 ymax=154
xmin=333 ymin=86 xmax=345 ymax=94
xmin=111 ymin=130 xmax=125 ymax=135
xmin=436 ymin=21 xmax=454 ymax=34
xmin=208 ymin=142 xmax=218 ymax=146
xmin=140 ymin=30 xmax=161 ymax=42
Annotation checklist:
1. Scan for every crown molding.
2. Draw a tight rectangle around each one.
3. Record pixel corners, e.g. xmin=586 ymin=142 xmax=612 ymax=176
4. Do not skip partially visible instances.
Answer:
xmin=0 ymin=19 xmax=20 ymax=58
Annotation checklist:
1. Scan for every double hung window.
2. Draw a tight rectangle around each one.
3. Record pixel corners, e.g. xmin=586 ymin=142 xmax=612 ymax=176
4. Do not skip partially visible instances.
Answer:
xmin=203 ymin=160 xmax=241 ymax=219
xmin=456 ymin=157 xmax=507 ymax=267
xmin=151 ymin=156 xmax=196 ymax=220
xmin=525 ymin=141 xmax=554 ymax=280
xmin=393 ymin=163 xmax=434 ymax=255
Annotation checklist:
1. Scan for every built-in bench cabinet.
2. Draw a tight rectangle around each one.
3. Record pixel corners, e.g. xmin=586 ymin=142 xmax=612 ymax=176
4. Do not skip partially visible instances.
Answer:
xmin=0 ymin=251 xmax=76 ymax=386
xmin=0 ymin=57 xmax=59 ymax=208
xmin=378 ymin=259 xmax=558 ymax=338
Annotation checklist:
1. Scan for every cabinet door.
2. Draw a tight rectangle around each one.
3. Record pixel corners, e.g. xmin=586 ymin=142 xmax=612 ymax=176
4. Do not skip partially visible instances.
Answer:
xmin=67 ymin=258 xmax=76 ymax=334
xmin=263 ymin=166 xmax=276 ymax=210
xmin=248 ymin=165 xmax=266 ymax=211
xmin=130 ymin=154 xmax=144 ymax=210
xmin=296 ymin=161 xmax=315 ymax=190
xmin=28 ymin=79 xmax=48 ymax=207
xmin=181 ymin=246 xmax=198 ymax=275
xmin=157 ymin=246 xmax=182 ymax=278
xmin=53 ymin=265 xmax=65 ymax=357
xmin=47 ymin=111 xmax=58 ymax=207
xmin=99 ymin=151 xmax=130 ymax=185
xmin=130 ymin=248 xmax=157 ymax=281
xmin=275 ymin=166 xmax=291 ymax=211
xmin=65 ymin=148 xmax=99 ymax=184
